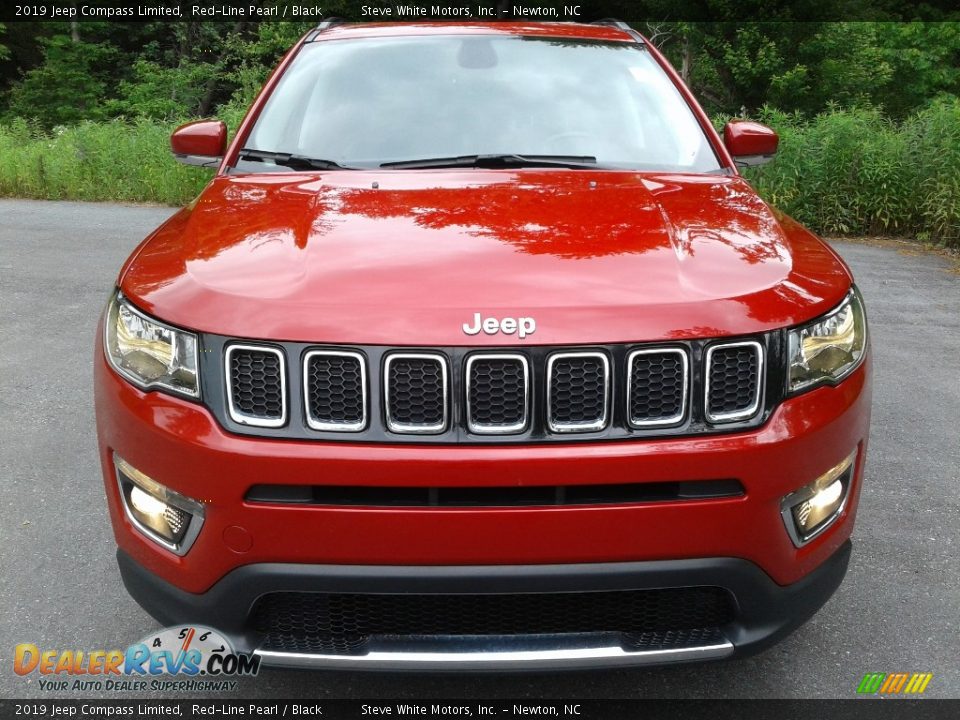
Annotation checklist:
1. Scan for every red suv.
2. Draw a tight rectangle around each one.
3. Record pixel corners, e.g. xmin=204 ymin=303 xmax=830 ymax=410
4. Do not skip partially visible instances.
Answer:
xmin=95 ymin=20 xmax=871 ymax=670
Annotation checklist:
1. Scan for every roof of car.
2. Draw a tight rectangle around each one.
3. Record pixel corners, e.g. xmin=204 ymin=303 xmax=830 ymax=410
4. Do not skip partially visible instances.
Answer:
xmin=310 ymin=22 xmax=639 ymax=44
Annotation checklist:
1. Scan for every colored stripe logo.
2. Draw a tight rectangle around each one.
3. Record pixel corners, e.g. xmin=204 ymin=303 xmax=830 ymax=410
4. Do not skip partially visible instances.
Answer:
xmin=857 ymin=672 xmax=933 ymax=694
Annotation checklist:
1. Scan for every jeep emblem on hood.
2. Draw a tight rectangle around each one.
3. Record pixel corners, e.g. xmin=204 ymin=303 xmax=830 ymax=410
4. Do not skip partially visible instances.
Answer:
xmin=462 ymin=313 xmax=536 ymax=339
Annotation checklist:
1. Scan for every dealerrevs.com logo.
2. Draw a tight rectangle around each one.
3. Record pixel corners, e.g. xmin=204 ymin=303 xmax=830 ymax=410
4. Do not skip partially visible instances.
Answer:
xmin=14 ymin=626 xmax=259 ymax=692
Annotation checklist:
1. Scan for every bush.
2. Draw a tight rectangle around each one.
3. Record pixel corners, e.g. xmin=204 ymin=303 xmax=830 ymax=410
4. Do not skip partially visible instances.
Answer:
xmin=742 ymin=100 xmax=960 ymax=246
xmin=6 ymin=37 xmax=117 ymax=127
xmin=0 ymin=118 xmax=209 ymax=204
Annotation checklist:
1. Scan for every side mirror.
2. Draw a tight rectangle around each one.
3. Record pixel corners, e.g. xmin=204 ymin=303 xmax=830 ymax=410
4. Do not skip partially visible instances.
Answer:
xmin=170 ymin=120 xmax=227 ymax=168
xmin=723 ymin=121 xmax=778 ymax=167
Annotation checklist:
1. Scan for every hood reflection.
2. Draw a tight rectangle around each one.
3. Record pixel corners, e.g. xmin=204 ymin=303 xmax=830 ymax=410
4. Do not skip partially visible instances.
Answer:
xmin=119 ymin=170 xmax=849 ymax=344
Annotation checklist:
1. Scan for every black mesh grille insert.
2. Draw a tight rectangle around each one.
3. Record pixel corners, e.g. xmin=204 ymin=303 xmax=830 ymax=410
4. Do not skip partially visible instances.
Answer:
xmin=228 ymin=347 xmax=284 ymax=421
xmin=306 ymin=353 xmax=364 ymax=429
xmin=252 ymin=587 xmax=736 ymax=655
xmin=467 ymin=356 xmax=527 ymax=432
xmin=628 ymin=350 xmax=687 ymax=425
xmin=386 ymin=355 xmax=446 ymax=431
xmin=549 ymin=354 xmax=608 ymax=430
xmin=707 ymin=344 xmax=761 ymax=420
xmin=623 ymin=626 xmax=727 ymax=651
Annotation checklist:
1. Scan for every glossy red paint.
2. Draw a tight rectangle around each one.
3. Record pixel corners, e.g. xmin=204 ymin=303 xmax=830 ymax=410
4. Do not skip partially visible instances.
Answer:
xmin=95 ymin=338 xmax=871 ymax=594
xmin=119 ymin=171 xmax=850 ymax=345
xmin=724 ymin=120 xmax=780 ymax=160
xmin=170 ymin=120 xmax=227 ymax=159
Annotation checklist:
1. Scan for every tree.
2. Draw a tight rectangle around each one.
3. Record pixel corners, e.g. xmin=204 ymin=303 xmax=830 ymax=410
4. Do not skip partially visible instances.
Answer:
xmin=880 ymin=22 xmax=960 ymax=117
xmin=654 ymin=20 xmax=960 ymax=118
xmin=0 ymin=23 xmax=10 ymax=62
xmin=7 ymin=35 xmax=117 ymax=125
xmin=105 ymin=59 xmax=222 ymax=120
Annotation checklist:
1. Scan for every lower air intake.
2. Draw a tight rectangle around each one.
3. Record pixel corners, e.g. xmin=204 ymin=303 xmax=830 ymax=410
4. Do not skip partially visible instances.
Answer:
xmin=252 ymin=587 xmax=736 ymax=656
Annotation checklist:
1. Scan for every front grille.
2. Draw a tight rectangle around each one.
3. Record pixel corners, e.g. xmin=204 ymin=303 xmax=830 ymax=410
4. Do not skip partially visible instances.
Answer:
xmin=466 ymin=354 xmax=528 ymax=434
xmin=547 ymin=352 xmax=609 ymax=432
xmin=252 ymin=587 xmax=736 ymax=656
xmin=384 ymin=353 xmax=448 ymax=434
xmin=210 ymin=337 xmax=775 ymax=443
xmin=304 ymin=351 xmax=366 ymax=431
xmin=705 ymin=341 xmax=763 ymax=422
xmin=225 ymin=345 xmax=286 ymax=427
xmin=627 ymin=348 xmax=688 ymax=427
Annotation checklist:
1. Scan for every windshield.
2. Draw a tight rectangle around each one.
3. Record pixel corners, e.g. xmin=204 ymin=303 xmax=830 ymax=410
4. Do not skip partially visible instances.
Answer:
xmin=239 ymin=35 xmax=722 ymax=173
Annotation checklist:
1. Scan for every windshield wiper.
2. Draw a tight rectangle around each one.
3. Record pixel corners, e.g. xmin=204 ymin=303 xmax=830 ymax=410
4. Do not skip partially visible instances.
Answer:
xmin=380 ymin=154 xmax=599 ymax=170
xmin=238 ymin=149 xmax=356 ymax=170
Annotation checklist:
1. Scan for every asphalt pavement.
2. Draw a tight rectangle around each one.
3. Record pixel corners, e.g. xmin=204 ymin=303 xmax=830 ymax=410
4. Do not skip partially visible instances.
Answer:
xmin=1 ymin=199 xmax=957 ymax=700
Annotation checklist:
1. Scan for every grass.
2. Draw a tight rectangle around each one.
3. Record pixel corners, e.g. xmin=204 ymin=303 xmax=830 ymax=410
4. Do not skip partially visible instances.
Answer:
xmin=0 ymin=118 xmax=210 ymax=205
xmin=0 ymin=101 xmax=958 ymax=248
xmin=740 ymin=100 xmax=960 ymax=247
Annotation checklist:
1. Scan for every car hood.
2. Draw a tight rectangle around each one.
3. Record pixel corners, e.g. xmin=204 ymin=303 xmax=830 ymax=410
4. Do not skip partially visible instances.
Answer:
xmin=120 ymin=171 xmax=851 ymax=345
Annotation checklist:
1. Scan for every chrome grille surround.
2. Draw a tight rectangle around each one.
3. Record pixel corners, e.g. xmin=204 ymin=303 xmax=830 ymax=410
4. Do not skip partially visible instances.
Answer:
xmin=626 ymin=347 xmax=689 ymax=428
xmin=383 ymin=352 xmax=449 ymax=435
xmin=224 ymin=344 xmax=287 ymax=428
xmin=465 ymin=353 xmax=530 ymax=435
xmin=704 ymin=340 xmax=764 ymax=423
xmin=546 ymin=351 xmax=611 ymax=433
xmin=302 ymin=350 xmax=367 ymax=432
xmin=209 ymin=335 xmax=779 ymax=444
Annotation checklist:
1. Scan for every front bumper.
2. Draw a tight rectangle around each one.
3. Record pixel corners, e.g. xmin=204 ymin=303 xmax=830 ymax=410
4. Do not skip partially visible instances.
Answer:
xmin=95 ymin=347 xmax=870 ymax=590
xmin=118 ymin=540 xmax=851 ymax=671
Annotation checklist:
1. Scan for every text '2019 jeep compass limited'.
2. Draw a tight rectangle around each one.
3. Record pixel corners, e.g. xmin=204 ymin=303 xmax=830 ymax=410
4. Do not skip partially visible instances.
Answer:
xmin=95 ymin=21 xmax=871 ymax=670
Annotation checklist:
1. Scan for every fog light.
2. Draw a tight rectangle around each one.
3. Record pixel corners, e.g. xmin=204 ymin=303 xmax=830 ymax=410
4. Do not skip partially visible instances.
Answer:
xmin=115 ymin=454 xmax=204 ymax=555
xmin=781 ymin=450 xmax=857 ymax=547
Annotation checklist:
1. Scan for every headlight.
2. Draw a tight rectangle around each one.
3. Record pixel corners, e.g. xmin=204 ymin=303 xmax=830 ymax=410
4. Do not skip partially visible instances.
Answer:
xmin=788 ymin=287 xmax=867 ymax=393
xmin=104 ymin=292 xmax=200 ymax=398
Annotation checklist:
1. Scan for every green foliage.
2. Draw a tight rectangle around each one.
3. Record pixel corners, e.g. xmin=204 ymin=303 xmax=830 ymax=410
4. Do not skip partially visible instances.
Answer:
xmin=660 ymin=21 xmax=960 ymax=118
xmin=0 ymin=118 xmax=208 ymax=204
xmin=7 ymin=36 xmax=117 ymax=126
xmin=0 ymin=23 xmax=10 ymax=62
xmin=105 ymin=59 xmax=220 ymax=121
xmin=767 ymin=23 xmax=893 ymax=113
xmin=737 ymin=99 xmax=960 ymax=246
xmin=880 ymin=22 xmax=960 ymax=118
xmin=222 ymin=22 xmax=313 ymax=108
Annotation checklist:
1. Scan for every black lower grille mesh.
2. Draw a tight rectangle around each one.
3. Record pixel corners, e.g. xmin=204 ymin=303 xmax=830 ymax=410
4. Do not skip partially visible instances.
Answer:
xmin=628 ymin=350 xmax=686 ymax=425
xmin=386 ymin=356 xmax=446 ymax=430
xmin=468 ymin=356 xmax=527 ymax=431
xmin=229 ymin=348 xmax=283 ymax=420
xmin=549 ymin=354 xmax=608 ymax=429
xmin=623 ymin=626 xmax=727 ymax=651
xmin=306 ymin=353 xmax=364 ymax=428
xmin=707 ymin=344 xmax=761 ymax=419
xmin=252 ymin=587 xmax=736 ymax=655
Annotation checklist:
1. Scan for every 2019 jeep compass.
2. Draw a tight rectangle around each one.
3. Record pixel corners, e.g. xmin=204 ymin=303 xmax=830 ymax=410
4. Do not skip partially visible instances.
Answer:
xmin=94 ymin=20 xmax=871 ymax=670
